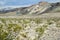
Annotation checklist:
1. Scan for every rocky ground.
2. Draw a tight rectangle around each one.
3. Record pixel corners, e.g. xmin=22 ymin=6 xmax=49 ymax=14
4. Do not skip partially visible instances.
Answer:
xmin=0 ymin=17 xmax=60 ymax=40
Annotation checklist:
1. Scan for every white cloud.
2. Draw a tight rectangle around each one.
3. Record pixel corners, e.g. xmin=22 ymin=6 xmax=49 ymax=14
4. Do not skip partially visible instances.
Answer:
xmin=0 ymin=1 xmax=5 ymax=6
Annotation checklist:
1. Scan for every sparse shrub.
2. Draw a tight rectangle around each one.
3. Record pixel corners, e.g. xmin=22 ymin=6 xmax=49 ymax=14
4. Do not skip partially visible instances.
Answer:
xmin=0 ymin=18 xmax=59 ymax=40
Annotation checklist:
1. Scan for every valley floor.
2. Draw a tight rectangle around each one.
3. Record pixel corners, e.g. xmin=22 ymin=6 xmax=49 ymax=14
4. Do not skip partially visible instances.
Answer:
xmin=0 ymin=13 xmax=60 ymax=40
xmin=0 ymin=13 xmax=60 ymax=18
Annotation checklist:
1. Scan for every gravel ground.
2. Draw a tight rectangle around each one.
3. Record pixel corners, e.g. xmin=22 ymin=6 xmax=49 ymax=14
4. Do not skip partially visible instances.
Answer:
xmin=40 ymin=24 xmax=60 ymax=40
xmin=0 ymin=13 xmax=60 ymax=40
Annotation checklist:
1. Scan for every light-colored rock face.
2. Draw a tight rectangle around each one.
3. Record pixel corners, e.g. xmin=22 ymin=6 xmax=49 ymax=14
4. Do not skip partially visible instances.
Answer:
xmin=27 ymin=2 xmax=51 ymax=15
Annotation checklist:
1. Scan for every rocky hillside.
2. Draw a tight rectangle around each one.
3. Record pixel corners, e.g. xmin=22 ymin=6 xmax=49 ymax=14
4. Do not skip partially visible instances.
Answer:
xmin=0 ymin=2 xmax=60 ymax=15
xmin=14 ymin=2 xmax=51 ymax=15
xmin=45 ymin=2 xmax=60 ymax=13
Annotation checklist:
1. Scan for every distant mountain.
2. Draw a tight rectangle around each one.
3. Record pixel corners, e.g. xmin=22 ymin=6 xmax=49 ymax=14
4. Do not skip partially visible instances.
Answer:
xmin=0 ymin=7 xmax=17 ymax=13
xmin=0 ymin=2 xmax=60 ymax=15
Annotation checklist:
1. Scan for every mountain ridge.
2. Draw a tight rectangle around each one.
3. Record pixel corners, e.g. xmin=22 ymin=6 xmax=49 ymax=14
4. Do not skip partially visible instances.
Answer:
xmin=0 ymin=1 xmax=60 ymax=15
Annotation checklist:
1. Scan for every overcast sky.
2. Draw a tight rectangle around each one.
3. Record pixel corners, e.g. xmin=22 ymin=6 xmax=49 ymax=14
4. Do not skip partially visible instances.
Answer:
xmin=0 ymin=0 xmax=60 ymax=6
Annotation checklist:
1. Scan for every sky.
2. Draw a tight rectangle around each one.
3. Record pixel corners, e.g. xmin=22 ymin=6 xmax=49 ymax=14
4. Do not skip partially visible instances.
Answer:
xmin=0 ymin=0 xmax=60 ymax=7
